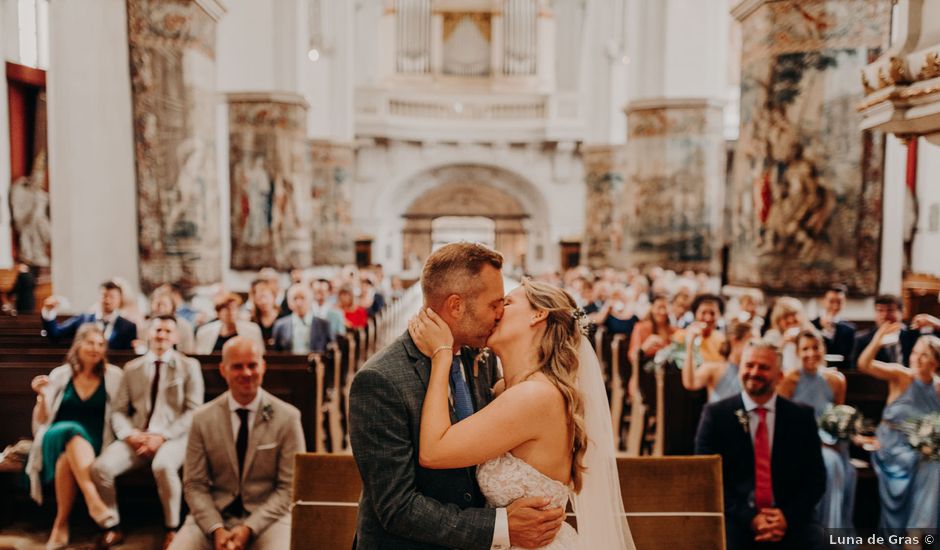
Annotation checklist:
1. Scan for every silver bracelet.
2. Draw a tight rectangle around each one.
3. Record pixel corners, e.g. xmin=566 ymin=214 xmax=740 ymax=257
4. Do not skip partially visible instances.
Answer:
xmin=432 ymin=345 xmax=453 ymax=359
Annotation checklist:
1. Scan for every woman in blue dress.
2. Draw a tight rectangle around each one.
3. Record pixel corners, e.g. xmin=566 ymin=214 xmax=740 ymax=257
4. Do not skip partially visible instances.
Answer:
xmin=778 ymin=329 xmax=853 ymax=529
xmin=857 ymin=321 xmax=940 ymax=534
xmin=24 ymin=324 xmax=123 ymax=549
xmin=680 ymin=320 xmax=752 ymax=402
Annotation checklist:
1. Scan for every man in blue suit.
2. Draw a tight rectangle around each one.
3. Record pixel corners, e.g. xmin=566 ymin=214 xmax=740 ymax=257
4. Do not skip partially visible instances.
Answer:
xmin=271 ymin=284 xmax=331 ymax=354
xmin=811 ymin=285 xmax=856 ymax=369
xmin=41 ymin=280 xmax=137 ymax=350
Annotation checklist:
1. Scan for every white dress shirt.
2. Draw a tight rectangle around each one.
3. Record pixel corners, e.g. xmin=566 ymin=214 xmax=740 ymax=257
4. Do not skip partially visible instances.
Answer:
xmin=142 ymin=349 xmax=176 ymax=435
xmin=227 ymin=390 xmax=264 ymax=439
xmin=291 ymin=312 xmax=314 ymax=354
xmin=740 ymin=391 xmax=777 ymax=455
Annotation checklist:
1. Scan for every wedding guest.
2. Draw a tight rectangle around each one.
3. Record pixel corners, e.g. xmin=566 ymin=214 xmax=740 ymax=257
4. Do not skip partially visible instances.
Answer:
xmin=695 ymin=339 xmax=826 ymax=550
xmin=248 ymin=280 xmax=280 ymax=348
xmin=10 ymin=262 xmax=36 ymax=313
xmin=311 ymin=279 xmax=346 ymax=339
xmin=594 ymin=285 xmax=639 ymax=337
xmin=258 ymin=267 xmax=290 ymax=318
xmin=360 ymin=276 xmax=386 ymax=317
xmin=169 ymin=337 xmax=303 ymax=550
xmin=853 ymin=294 xmax=920 ymax=367
xmin=764 ymin=297 xmax=808 ymax=372
xmin=42 ymin=280 xmax=138 ymax=350
xmin=271 ymin=284 xmax=331 ymax=354
xmin=674 ymin=294 xmax=726 ymax=362
xmin=194 ymin=293 xmax=264 ymax=354
xmin=811 ymin=285 xmax=856 ymax=369
xmin=682 ymin=321 xmax=752 ymax=403
xmin=629 ymin=293 xmax=676 ymax=369
xmin=338 ymin=286 xmax=368 ymax=330
xmin=139 ymin=289 xmax=195 ymax=355
xmin=734 ymin=291 xmax=765 ymax=336
xmin=778 ymin=330 xmax=853 ymax=530
xmin=25 ymin=325 xmax=124 ymax=548
xmin=857 ymin=322 xmax=940 ymax=533
xmin=93 ymin=316 xmax=204 ymax=548
xmin=669 ymin=285 xmax=694 ymax=328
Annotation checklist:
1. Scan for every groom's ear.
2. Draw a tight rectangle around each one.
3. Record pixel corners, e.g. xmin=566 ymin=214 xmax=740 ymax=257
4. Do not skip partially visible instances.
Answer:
xmin=443 ymin=294 xmax=463 ymax=318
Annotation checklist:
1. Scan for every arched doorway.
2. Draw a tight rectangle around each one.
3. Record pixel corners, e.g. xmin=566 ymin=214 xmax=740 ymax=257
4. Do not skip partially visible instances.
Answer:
xmin=402 ymin=181 xmax=529 ymax=271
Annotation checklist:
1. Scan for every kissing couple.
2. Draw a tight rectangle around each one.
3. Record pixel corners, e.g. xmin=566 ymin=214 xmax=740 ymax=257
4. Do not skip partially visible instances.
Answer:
xmin=349 ymin=242 xmax=636 ymax=549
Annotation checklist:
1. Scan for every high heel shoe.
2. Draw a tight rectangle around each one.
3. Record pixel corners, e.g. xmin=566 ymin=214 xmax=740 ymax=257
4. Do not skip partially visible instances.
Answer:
xmin=90 ymin=507 xmax=117 ymax=529
xmin=46 ymin=526 xmax=69 ymax=550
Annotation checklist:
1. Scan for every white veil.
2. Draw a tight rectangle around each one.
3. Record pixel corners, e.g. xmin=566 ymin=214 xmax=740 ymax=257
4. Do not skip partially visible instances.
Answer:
xmin=572 ymin=336 xmax=637 ymax=550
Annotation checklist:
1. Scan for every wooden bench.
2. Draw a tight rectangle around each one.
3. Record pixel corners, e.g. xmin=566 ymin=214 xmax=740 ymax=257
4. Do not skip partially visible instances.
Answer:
xmin=288 ymin=453 xmax=726 ymax=549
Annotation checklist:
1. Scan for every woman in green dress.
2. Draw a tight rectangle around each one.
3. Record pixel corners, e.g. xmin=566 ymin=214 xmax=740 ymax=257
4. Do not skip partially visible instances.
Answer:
xmin=25 ymin=324 xmax=124 ymax=549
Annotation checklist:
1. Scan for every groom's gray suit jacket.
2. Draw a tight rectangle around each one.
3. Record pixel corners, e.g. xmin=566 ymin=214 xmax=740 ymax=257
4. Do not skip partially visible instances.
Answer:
xmin=349 ymin=331 xmax=501 ymax=550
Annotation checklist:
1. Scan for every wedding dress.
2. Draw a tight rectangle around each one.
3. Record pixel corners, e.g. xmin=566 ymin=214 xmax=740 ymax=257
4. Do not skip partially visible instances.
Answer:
xmin=475 ymin=338 xmax=637 ymax=550
xmin=477 ymin=452 xmax=579 ymax=549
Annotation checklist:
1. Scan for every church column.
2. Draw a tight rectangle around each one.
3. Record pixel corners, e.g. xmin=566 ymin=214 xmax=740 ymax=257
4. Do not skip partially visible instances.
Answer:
xmin=310 ymin=140 xmax=355 ymax=265
xmin=727 ymin=0 xmax=891 ymax=295
xmin=228 ymin=93 xmax=311 ymax=270
xmin=624 ymin=100 xmax=725 ymax=272
xmin=0 ymin=1 xmax=12 ymax=268
xmin=582 ymin=145 xmax=626 ymax=269
xmin=46 ymin=0 xmax=139 ymax=308
xmin=126 ymin=0 xmax=226 ymax=293
xmin=621 ymin=0 xmax=729 ymax=273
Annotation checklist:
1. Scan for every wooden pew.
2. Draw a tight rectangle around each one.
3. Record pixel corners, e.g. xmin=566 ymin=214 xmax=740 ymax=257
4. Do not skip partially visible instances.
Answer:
xmin=289 ymin=454 xmax=727 ymax=550
xmin=290 ymin=453 xmax=361 ymax=550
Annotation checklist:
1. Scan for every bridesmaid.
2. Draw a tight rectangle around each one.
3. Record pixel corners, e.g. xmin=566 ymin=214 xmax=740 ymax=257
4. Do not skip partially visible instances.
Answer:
xmin=857 ymin=321 xmax=940 ymax=533
xmin=778 ymin=330 xmax=853 ymax=529
xmin=24 ymin=324 xmax=123 ymax=549
xmin=681 ymin=321 xmax=752 ymax=402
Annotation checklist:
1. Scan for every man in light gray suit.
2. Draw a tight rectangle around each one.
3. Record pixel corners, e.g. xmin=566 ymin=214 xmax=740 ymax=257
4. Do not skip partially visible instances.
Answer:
xmin=169 ymin=336 xmax=305 ymax=550
xmin=93 ymin=315 xmax=204 ymax=548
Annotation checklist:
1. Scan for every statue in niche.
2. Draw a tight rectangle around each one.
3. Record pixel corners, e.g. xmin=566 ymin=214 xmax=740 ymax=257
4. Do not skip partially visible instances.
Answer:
xmin=241 ymin=155 xmax=273 ymax=247
xmin=166 ymin=138 xmax=207 ymax=239
xmin=10 ymin=151 xmax=51 ymax=267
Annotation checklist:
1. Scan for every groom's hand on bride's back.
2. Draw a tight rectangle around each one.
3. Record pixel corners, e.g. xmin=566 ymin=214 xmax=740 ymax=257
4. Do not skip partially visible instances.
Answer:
xmin=507 ymin=496 xmax=565 ymax=548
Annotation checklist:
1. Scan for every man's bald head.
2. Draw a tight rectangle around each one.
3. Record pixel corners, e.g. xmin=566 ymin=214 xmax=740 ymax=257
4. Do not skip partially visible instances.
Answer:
xmin=220 ymin=336 xmax=266 ymax=405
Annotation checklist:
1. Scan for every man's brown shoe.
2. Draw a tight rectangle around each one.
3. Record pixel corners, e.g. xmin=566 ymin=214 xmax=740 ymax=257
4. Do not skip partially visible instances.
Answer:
xmin=97 ymin=528 xmax=124 ymax=549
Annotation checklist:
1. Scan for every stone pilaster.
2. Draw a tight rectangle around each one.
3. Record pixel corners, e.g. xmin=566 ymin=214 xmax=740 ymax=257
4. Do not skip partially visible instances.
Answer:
xmin=623 ymin=99 xmax=725 ymax=273
xmin=728 ymin=0 xmax=891 ymax=295
xmin=310 ymin=141 xmax=356 ymax=266
xmin=582 ymin=145 xmax=626 ymax=269
xmin=228 ymin=93 xmax=311 ymax=270
xmin=127 ymin=0 xmax=226 ymax=292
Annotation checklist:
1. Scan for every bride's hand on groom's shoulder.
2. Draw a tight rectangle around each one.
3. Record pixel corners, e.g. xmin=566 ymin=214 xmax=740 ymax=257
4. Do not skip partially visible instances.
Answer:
xmin=409 ymin=308 xmax=454 ymax=358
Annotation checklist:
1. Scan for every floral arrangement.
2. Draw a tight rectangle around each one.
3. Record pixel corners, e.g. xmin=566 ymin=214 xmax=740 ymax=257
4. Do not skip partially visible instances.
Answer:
xmin=901 ymin=412 xmax=940 ymax=461
xmin=643 ymin=341 xmax=702 ymax=373
xmin=818 ymin=405 xmax=865 ymax=444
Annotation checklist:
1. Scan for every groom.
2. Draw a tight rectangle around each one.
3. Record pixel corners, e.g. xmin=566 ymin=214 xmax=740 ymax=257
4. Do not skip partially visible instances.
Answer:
xmin=349 ymin=243 xmax=565 ymax=549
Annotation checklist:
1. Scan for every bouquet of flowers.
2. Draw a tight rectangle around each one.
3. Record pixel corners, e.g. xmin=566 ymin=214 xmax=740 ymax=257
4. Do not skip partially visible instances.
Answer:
xmin=901 ymin=412 xmax=940 ymax=461
xmin=643 ymin=341 xmax=702 ymax=373
xmin=818 ymin=405 xmax=865 ymax=444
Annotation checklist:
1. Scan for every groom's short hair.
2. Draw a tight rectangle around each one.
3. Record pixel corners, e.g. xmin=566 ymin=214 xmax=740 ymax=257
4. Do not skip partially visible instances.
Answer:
xmin=421 ymin=242 xmax=503 ymax=309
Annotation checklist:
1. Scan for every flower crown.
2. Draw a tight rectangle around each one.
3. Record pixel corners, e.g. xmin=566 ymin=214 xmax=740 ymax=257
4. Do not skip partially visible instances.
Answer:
xmin=572 ymin=308 xmax=592 ymax=337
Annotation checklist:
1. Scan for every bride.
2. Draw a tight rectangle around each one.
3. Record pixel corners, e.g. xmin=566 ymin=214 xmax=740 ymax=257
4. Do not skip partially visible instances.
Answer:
xmin=409 ymin=278 xmax=636 ymax=549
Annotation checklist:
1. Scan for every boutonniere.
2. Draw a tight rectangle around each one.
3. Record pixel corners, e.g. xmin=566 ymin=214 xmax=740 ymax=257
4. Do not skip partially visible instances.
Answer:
xmin=735 ymin=409 xmax=749 ymax=434
xmin=261 ymin=403 xmax=274 ymax=422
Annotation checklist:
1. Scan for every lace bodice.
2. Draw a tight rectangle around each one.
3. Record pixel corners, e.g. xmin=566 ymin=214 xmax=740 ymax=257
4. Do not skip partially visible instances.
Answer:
xmin=477 ymin=453 xmax=578 ymax=549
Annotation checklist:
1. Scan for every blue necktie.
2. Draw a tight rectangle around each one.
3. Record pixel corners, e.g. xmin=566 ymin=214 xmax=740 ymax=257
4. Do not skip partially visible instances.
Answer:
xmin=450 ymin=357 xmax=474 ymax=421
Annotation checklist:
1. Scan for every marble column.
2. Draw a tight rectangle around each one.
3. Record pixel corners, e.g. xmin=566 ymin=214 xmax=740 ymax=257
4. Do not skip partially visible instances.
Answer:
xmin=126 ymin=0 xmax=226 ymax=293
xmin=228 ymin=93 xmax=311 ymax=270
xmin=47 ymin=0 xmax=139 ymax=309
xmin=310 ymin=140 xmax=355 ymax=265
xmin=728 ymin=0 xmax=891 ymax=295
xmin=0 ymin=1 xmax=12 ymax=269
xmin=582 ymin=145 xmax=626 ymax=269
xmin=623 ymin=99 xmax=725 ymax=273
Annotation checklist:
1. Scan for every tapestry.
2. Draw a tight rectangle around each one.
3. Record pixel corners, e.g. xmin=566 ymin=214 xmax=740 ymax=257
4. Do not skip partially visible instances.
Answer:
xmin=229 ymin=95 xmax=311 ymax=270
xmin=310 ymin=141 xmax=355 ymax=266
xmin=582 ymin=145 xmax=625 ymax=269
xmin=127 ymin=0 xmax=221 ymax=292
xmin=728 ymin=0 xmax=891 ymax=295
xmin=625 ymin=102 xmax=725 ymax=273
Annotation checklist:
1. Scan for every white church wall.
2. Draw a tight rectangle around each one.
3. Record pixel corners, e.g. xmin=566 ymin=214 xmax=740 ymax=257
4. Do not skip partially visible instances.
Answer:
xmin=46 ymin=0 xmax=139 ymax=311
xmin=880 ymin=134 xmax=907 ymax=295
xmin=216 ymin=0 xmax=276 ymax=92
xmin=912 ymin=138 xmax=940 ymax=277
xmin=0 ymin=0 xmax=13 ymax=269
xmin=353 ymin=140 xmax=584 ymax=275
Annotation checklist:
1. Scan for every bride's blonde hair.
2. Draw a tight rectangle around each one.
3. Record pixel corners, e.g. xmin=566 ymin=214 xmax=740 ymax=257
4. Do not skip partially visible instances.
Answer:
xmin=520 ymin=278 xmax=588 ymax=492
